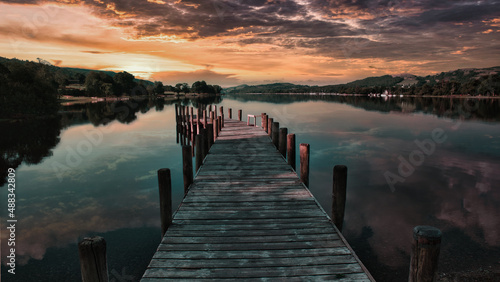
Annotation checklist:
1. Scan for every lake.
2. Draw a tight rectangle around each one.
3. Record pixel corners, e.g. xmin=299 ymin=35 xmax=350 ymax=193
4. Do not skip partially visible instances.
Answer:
xmin=1 ymin=95 xmax=499 ymax=281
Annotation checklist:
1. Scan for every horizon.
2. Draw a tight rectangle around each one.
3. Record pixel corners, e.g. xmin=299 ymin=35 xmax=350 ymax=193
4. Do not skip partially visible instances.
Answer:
xmin=1 ymin=1 xmax=499 ymax=87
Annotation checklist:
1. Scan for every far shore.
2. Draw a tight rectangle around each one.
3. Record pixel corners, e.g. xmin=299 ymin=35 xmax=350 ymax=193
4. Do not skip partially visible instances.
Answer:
xmin=59 ymin=93 xmax=222 ymax=105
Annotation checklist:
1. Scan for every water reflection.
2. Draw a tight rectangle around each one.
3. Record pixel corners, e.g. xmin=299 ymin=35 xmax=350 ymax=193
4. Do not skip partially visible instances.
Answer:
xmin=1 ymin=94 xmax=499 ymax=281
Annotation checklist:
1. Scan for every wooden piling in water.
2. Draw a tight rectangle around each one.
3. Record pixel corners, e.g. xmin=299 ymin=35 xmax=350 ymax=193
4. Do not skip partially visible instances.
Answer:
xmin=203 ymin=110 xmax=207 ymax=128
xmin=267 ymin=117 xmax=273 ymax=137
xmin=220 ymin=106 xmax=224 ymax=127
xmin=238 ymin=109 xmax=242 ymax=121
xmin=300 ymin=143 xmax=310 ymax=187
xmin=182 ymin=145 xmax=193 ymax=195
xmin=218 ymin=117 xmax=222 ymax=133
xmin=272 ymin=122 xmax=279 ymax=149
xmin=279 ymin=127 xmax=287 ymax=158
xmin=261 ymin=113 xmax=266 ymax=128
xmin=78 ymin=236 xmax=108 ymax=282
xmin=201 ymin=128 xmax=208 ymax=160
xmin=287 ymin=134 xmax=296 ymax=170
xmin=409 ymin=226 xmax=442 ymax=282
xmin=229 ymin=108 xmax=232 ymax=119
xmin=195 ymin=134 xmax=202 ymax=172
xmin=332 ymin=165 xmax=347 ymax=232
xmin=263 ymin=115 xmax=268 ymax=133
xmin=158 ymin=168 xmax=172 ymax=237
xmin=207 ymin=123 xmax=214 ymax=149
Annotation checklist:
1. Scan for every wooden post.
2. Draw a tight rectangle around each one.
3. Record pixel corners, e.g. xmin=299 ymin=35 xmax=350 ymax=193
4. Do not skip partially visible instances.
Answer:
xmin=263 ymin=115 xmax=268 ymax=133
xmin=78 ymin=236 xmax=108 ymax=282
xmin=261 ymin=113 xmax=266 ymax=128
xmin=214 ymin=117 xmax=219 ymax=139
xmin=201 ymin=128 xmax=208 ymax=160
xmin=158 ymin=168 xmax=172 ymax=237
xmin=229 ymin=108 xmax=232 ymax=119
xmin=210 ymin=111 xmax=214 ymax=124
xmin=175 ymin=104 xmax=179 ymax=124
xmin=207 ymin=123 xmax=214 ymax=149
xmin=267 ymin=117 xmax=273 ymax=136
xmin=195 ymin=134 xmax=202 ymax=172
xmin=220 ymin=106 xmax=224 ymax=127
xmin=300 ymin=143 xmax=310 ymax=187
xmin=182 ymin=145 xmax=193 ymax=195
xmin=218 ymin=116 xmax=222 ymax=133
xmin=272 ymin=122 xmax=279 ymax=149
xmin=409 ymin=226 xmax=442 ymax=282
xmin=279 ymin=127 xmax=287 ymax=158
xmin=190 ymin=107 xmax=194 ymax=128
xmin=214 ymin=106 xmax=217 ymax=118
xmin=287 ymin=134 xmax=296 ymax=170
xmin=203 ymin=110 xmax=207 ymax=128
xmin=238 ymin=109 xmax=242 ymax=121
xmin=332 ymin=165 xmax=347 ymax=232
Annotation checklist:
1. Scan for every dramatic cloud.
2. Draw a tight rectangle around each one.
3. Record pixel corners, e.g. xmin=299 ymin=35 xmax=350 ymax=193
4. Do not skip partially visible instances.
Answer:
xmin=0 ymin=0 xmax=499 ymax=85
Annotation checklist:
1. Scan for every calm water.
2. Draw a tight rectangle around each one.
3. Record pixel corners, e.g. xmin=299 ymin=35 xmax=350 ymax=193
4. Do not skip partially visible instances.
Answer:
xmin=1 ymin=95 xmax=499 ymax=281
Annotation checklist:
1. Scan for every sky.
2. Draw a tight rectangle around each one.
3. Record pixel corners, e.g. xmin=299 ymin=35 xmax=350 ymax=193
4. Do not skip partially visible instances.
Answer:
xmin=0 ymin=0 xmax=499 ymax=87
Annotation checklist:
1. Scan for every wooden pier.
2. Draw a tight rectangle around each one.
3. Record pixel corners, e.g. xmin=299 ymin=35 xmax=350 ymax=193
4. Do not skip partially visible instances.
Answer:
xmin=141 ymin=115 xmax=374 ymax=281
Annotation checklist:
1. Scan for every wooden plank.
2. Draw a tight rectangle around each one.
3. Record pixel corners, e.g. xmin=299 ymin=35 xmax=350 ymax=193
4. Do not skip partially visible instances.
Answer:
xmin=142 ymin=273 xmax=371 ymax=281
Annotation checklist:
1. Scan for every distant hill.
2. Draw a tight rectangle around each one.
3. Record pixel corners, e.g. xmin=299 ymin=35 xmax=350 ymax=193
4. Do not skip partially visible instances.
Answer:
xmin=224 ymin=66 xmax=500 ymax=96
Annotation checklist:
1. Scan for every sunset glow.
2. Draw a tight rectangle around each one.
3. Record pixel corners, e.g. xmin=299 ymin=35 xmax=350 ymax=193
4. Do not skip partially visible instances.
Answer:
xmin=1 ymin=1 xmax=499 ymax=86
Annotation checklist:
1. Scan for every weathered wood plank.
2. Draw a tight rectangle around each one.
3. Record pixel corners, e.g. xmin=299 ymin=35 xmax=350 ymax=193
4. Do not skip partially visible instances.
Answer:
xmin=142 ymin=273 xmax=371 ymax=281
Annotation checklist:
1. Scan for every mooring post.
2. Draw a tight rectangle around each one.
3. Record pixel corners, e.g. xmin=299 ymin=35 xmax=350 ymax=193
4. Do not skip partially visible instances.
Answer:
xmin=268 ymin=117 xmax=273 ymax=137
xmin=261 ymin=113 xmax=266 ymax=128
xmin=201 ymin=128 xmax=208 ymax=160
xmin=78 ymin=236 xmax=108 ymax=282
xmin=182 ymin=145 xmax=193 ymax=195
xmin=214 ymin=106 xmax=217 ymax=119
xmin=272 ymin=122 xmax=280 ymax=149
xmin=218 ymin=116 xmax=222 ymax=133
xmin=175 ymin=104 xmax=179 ymax=124
xmin=220 ymin=106 xmax=224 ymax=127
xmin=207 ymin=123 xmax=214 ymax=149
xmin=210 ymin=111 xmax=214 ymax=124
xmin=203 ymin=109 xmax=207 ymax=128
xmin=238 ymin=109 xmax=242 ymax=121
xmin=195 ymin=134 xmax=202 ymax=172
xmin=279 ymin=128 xmax=288 ymax=158
xmin=263 ymin=115 xmax=268 ymax=133
xmin=332 ymin=165 xmax=347 ymax=232
xmin=158 ymin=168 xmax=172 ymax=237
xmin=287 ymin=134 xmax=296 ymax=170
xmin=229 ymin=108 xmax=232 ymax=119
xmin=300 ymin=143 xmax=310 ymax=187
xmin=409 ymin=226 xmax=442 ymax=282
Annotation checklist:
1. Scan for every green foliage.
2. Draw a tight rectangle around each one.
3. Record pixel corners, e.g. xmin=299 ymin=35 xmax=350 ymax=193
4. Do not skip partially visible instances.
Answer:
xmin=0 ymin=60 xmax=60 ymax=119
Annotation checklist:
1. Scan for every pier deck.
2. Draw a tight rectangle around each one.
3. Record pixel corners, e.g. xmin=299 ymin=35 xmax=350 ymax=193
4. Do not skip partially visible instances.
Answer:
xmin=142 ymin=119 xmax=374 ymax=281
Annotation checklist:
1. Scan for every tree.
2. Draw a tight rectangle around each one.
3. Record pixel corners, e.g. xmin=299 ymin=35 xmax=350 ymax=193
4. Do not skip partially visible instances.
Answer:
xmin=154 ymin=81 xmax=164 ymax=95
xmin=175 ymin=83 xmax=183 ymax=94
xmin=182 ymin=83 xmax=190 ymax=94
xmin=113 ymin=71 xmax=136 ymax=96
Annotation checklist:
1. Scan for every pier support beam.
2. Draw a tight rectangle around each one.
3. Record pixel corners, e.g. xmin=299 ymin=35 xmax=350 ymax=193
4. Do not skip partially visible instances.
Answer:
xmin=158 ymin=168 xmax=172 ymax=237
xmin=300 ymin=143 xmax=310 ymax=187
xmin=272 ymin=122 xmax=279 ymax=149
xmin=279 ymin=128 xmax=287 ymax=158
xmin=287 ymin=134 xmax=296 ymax=170
xmin=182 ymin=145 xmax=193 ymax=195
xmin=78 ymin=237 xmax=108 ymax=282
xmin=332 ymin=165 xmax=347 ymax=232
xmin=409 ymin=226 xmax=442 ymax=282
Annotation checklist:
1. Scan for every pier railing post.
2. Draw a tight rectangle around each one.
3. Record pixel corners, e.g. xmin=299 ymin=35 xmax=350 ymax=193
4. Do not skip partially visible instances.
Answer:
xmin=332 ymin=165 xmax=347 ymax=232
xmin=409 ymin=226 xmax=442 ymax=282
xmin=272 ymin=122 xmax=279 ymax=149
xmin=238 ymin=109 xmax=242 ymax=121
xmin=78 ymin=236 xmax=108 ymax=282
xmin=229 ymin=108 xmax=232 ymax=119
xmin=218 ymin=117 xmax=222 ymax=134
xmin=195 ymin=134 xmax=202 ymax=172
xmin=201 ymin=128 xmax=208 ymax=160
xmin=267 ymin=117 xmax=273 ymax=137
xmin=263 ymin=115 xmax=268 ymax=133
xmin=182 ymin=145 xmax=193 ymax=195
xmin=287 ymin=134 xmax=296 ymax=170
xmin=158 ymin=168 xmax=172 ymax=237
xmin=220 ymin=106 xmax=224 ymax=127
xmin=300 ymin=143 xmax=310 ymax=187
xmin=207 ymin=123 xmax=214 ymax=149
xmin=279 ymin=128 xmax=287 ymax=158
xmin=261 ymin=113 xmax=266 ymax=128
